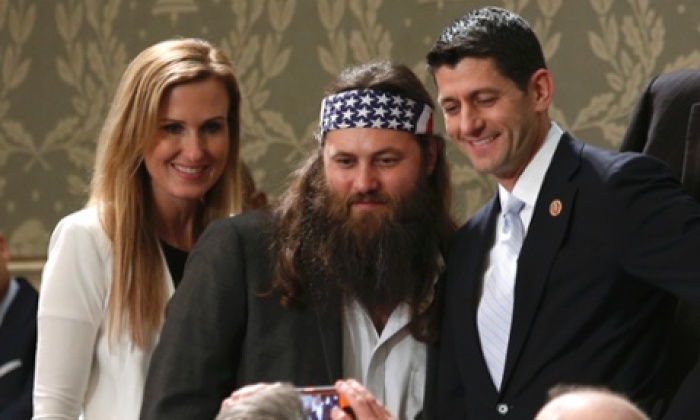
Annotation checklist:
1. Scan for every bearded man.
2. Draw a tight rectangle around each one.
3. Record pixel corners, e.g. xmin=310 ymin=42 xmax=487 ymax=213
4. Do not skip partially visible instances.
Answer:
xmin=141 ymin=61 xmax=456 ymax=420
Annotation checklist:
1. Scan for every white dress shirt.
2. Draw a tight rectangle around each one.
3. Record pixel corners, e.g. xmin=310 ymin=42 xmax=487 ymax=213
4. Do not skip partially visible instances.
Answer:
xmin=483 ymin=122 xmax=563 ymax=289
xmin=342 ymin=300 xmax=425 ymax=420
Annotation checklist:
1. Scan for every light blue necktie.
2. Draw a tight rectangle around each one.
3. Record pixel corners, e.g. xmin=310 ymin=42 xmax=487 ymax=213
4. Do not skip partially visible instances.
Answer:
xmin=477 ymin=195 xmax=525 ymax=389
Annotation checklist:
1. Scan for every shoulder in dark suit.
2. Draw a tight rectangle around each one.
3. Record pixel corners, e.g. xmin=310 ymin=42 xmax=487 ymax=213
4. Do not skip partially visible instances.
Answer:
xmin=620 ymin=69 xmax=700 ymax=419
xmin=0 ymin=277 xmax=38 ymax=419
xmin=621 ymin=69 xmax=700 ymax=200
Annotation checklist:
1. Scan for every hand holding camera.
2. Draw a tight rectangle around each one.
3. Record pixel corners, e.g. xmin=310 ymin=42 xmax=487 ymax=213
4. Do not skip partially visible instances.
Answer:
xmin=219 ymin=379 xmax=395 ymax=420
xmin=330 ymin=379 xmax=395 ymax=420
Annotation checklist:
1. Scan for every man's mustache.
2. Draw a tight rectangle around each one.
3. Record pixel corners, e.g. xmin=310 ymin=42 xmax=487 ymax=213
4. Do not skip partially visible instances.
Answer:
xmin=346 ymin=192 xmax=390 ymax=206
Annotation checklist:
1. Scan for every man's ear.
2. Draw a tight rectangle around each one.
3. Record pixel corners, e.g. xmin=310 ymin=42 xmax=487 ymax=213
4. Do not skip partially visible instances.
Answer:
xmin=530 ymin=68 xmax=554 ymax=112
xmin=426 ymin=138 xmax=439 ymax=175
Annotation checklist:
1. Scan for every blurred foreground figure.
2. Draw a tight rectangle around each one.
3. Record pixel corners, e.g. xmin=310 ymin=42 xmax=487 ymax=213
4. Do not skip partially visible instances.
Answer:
xmin=535 ymin=386 xmax=649 ymax=420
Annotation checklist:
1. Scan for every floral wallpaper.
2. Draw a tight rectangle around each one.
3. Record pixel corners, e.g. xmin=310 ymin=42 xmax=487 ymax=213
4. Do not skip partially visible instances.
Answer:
xmin=2 ymin=0 xmax=700 ymax=271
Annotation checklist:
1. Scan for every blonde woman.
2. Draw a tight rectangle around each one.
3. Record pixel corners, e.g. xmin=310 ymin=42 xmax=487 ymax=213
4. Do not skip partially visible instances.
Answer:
xmin=33 ymin=38 xmax=243 ymax=419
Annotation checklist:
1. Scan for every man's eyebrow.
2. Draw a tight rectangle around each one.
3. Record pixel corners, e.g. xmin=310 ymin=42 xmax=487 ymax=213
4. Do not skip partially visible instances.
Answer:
xmin=327 ymin=146 xmax=403 ymax=157
xmin=443 ymin=86 xmax=500 ymax=101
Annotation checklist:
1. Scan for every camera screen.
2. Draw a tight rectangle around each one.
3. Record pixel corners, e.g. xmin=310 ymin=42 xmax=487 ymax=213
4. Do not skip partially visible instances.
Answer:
xmin=299 ymin=392 xmax=339 ymax=420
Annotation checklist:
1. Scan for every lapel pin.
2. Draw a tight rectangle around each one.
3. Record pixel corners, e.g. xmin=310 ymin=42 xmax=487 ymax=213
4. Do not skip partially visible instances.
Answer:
xmin=549 ymin=199 xmax=562 ymax=217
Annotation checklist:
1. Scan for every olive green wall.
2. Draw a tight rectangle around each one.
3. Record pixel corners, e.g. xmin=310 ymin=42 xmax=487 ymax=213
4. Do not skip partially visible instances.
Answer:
xmin=3 ymin=0 xmax=700 ymax=275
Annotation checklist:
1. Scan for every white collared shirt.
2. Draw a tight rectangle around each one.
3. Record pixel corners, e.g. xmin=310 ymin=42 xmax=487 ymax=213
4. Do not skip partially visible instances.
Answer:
xmin=342 ymin=300 xmax=425 ymax=420
xmin=483 ymin=122 xmax=563 ymax=290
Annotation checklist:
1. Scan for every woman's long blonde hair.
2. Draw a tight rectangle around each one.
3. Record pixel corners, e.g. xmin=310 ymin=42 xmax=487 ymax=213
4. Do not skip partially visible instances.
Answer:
xmin=89 ymin=38 xmax=243 ymax=347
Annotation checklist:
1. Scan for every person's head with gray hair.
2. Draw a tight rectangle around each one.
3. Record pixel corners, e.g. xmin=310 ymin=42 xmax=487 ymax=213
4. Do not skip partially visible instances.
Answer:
xmin=215 ymin=382 xmax=304 ymax=420
xmin=535 ymin=385 xmax=650 ymax=420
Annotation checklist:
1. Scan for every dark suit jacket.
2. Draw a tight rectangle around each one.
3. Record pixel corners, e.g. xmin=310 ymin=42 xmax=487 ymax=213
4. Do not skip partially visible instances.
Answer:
xmin=428 ymin=134 xmax=700 ymax=419
xmin=141 ymin=211 xmax=343 ymax=420
xmin=620 ymin=69 xmax=700 ymax=201
xmin=0 ymin=277 xmax=38 ymax=420
xmin=620 ymin=69 xmax=700 ymax=419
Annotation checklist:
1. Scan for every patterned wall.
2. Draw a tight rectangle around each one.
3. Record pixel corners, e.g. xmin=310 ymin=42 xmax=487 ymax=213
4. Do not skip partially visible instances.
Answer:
xmin=2 ymin=0 xmax=700 ymax=264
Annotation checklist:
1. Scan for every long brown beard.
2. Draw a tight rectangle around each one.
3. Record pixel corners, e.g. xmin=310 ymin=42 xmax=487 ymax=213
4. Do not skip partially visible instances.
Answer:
xmin=298 ymin=170 xmax=442 ymax=314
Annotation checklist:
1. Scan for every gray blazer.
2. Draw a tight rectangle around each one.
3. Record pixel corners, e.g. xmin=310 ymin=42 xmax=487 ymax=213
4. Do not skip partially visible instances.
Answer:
xmin=140 ymin=211 xmax=343 ymax=420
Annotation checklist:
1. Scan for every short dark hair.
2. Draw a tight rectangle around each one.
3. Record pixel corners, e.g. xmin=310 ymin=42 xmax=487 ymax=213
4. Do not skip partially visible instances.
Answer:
xmin=426 ymin=6 xmax=546 ymax=92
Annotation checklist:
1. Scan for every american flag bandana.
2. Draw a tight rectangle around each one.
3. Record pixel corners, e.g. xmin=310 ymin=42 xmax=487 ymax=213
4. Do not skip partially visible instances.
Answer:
xmin=318 ymin=89 xmax=433 ymax=142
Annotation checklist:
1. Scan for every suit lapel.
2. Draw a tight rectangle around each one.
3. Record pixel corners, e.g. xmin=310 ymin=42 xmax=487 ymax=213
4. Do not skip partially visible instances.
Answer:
xmin=312 ymin=289 xmax=343 ymax=382
xmin=683 ymin=103 xmax=700 ymax=201
xmin=451 ymin=197 xmax=502 ymax=401
xmin=501 ymin=134 xmax=582 ymax=390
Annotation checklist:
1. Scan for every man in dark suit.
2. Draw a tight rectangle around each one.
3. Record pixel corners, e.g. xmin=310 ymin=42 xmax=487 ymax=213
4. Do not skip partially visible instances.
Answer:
xmin=423 ymin=6 xmax=700 ymax=419
xmin=621 ymin=69 xmax=700 ymax=204
xmin=141 ymin=61 xmax=456 ymax=420
xmin=0 ymin=231 xmax=38 ymax=419
xmin=619 ymin=68 xmax=700 ymax=419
